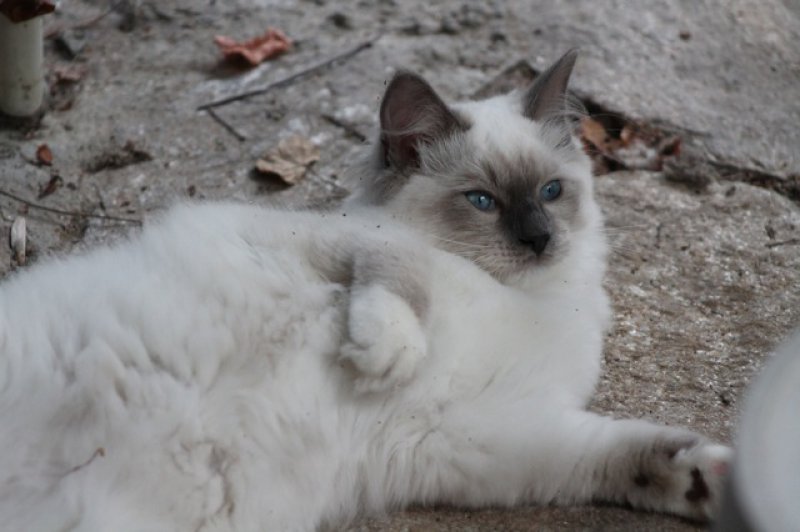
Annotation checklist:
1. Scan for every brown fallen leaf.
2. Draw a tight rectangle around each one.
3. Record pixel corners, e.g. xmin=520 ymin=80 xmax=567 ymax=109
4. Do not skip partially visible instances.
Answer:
xmin=53 ymin=64 xmax=87 ymax=83
xmin=36 ymin=143 xmax=53 ymax=166
xmin=214 ymin=28 xmax=291 ymax=67
xmin=37 ymin=174 xmax=62 ymax=199
xmin=255 ymin=135 xmax=319 ymax=185
xmin=580 ymin=117 xmax=625 ymax=174
xmin=48 ymin=65 xmax=87 ymax=112
xmin=619 ymin=124 xmax=635 ymax=146
xmin=658 ymin=135 xmax=682 ymax=158
xmin=581 ymin=117 xmax=611 ymax=151
xmin=580 ymin=116 xmax=681 ymax=174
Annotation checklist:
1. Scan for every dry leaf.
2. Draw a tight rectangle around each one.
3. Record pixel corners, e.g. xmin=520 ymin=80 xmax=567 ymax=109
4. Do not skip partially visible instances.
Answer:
xmin=36 ymin=143 xmax=53 ymax=166
xmin=580 ymin=117 xmax=609 ymax=150
xmin=580 ymin=117 xmax=625 ymax=154
xmin=580 ymin=116 xmax=681 ymax=174
xmin=214 ymin=28 xmax=291 ymax=67
xmin=37 ymin=174 xmax=62 ymax=199
xmin=658 ymin=136 xmax=682 ymax=158
xmin=9 ymin=216 xmax=26 ymax=265
xmin=580 ymin=117 xmax=625 ymax=174
xmin=255 ymin=135 xmax=319 ymax=185
xmin=619 ymin=124 xmax=635 ymax=146
xmin=53 ymin=64 xmax=87 ymax=83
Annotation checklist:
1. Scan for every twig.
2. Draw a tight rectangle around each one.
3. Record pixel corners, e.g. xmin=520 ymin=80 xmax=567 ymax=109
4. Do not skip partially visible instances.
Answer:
xmin=197 ymin=35 xmax=379 ymax=111
xmin=205 ymin=109 xmax=245 ymax=142
xmin=321 ymin=114 xmax=367 ymax=142
xmin=0 ymin=189 xmax=141 ymax=224
xmin=44 ymin=8 xmax=112 ymax=39
xmin=205 ymin=107 xmax=246 ymax=141
xmin=766 ymin=238 xmax=800 ymax=248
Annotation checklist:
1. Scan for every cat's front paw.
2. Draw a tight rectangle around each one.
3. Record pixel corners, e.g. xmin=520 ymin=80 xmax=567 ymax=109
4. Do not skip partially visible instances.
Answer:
xmin=630 ymin=433 xmax=732 ymax=521
xmin=340 ymin=284 xmax=427 ymax=394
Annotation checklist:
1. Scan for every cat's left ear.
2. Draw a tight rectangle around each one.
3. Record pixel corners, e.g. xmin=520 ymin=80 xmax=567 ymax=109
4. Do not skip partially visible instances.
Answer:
xmin=379 ymin=71 xmax=465 ymax=171
xmin=522 ymin=49 xmax=578 ymax=122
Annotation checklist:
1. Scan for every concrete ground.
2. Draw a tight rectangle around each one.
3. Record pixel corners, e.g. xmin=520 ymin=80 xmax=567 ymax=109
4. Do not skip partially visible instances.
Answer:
xmin=1 ymin=0 xmax=798 ymax=530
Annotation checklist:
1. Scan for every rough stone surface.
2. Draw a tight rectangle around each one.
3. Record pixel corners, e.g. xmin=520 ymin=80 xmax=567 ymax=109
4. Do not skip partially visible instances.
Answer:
xmin=1 ymin=0 xmax=799 ymax=530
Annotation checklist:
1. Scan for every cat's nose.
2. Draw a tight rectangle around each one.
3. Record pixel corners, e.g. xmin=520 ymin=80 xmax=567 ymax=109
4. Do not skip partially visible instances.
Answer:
xmin=519 ymin=233 xmax=550 ymax=256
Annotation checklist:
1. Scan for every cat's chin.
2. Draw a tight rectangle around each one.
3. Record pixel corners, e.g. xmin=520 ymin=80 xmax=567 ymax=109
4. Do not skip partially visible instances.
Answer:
xmin=502 ymin=262 xmax=556 ymax=290
xmin=499 ymin=248 xmax=575 ymax=290
xmin=508 ymin=241 xmax=569 ymax=276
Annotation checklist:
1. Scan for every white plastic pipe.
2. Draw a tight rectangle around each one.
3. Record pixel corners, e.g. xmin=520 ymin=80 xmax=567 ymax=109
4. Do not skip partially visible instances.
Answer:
xmin=0 ymin=12 xmax=45 ymax=116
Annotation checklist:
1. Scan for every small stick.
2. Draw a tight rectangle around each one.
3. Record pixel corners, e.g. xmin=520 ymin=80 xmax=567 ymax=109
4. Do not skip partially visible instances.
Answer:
xmin=766 ymin=238 xmax=800 ymax=248
xmin=197 ymin=36 xmax=379 ymax=111
xmin=205 ymin=107 xmax=247 ymax=141
xmin=321 ymin=114 xmax=367 ymax=142
xmin=0 ymin=189 xmax=141 ymax=224
xmin=44 ymin=8 xmax=112 ymax=39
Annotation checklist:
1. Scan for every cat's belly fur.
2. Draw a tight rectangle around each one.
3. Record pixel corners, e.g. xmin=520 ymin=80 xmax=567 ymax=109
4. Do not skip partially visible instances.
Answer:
xmin=0 ymin=203 xmax=608 ymax=531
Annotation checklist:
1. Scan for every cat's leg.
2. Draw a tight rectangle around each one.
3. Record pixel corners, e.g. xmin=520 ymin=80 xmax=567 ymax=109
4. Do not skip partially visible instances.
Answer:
xmin=411 ymin=406 xmax=731 ymax=521
xmin=312 ymin=235 xmax=431 ymax=393
xmin=564 ymin=414 xmax=732 ymax=520
xmin=341 ymin=281 xmax=427 ymax=394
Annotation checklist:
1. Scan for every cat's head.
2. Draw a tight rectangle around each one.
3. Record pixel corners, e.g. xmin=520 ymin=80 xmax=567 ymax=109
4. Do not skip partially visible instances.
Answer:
xmin=351 ymin=51 xmax=604 ymax=286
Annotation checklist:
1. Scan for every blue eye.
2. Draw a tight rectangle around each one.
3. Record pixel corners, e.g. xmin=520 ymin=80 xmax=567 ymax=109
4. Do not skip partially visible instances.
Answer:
xmin=540 ymin=180 xmax=562 ymax=201
xmin=465 ymin=191 xmax=496 ymax=211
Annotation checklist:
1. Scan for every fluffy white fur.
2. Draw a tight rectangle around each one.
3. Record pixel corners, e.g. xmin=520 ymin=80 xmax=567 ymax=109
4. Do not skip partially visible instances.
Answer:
xmin=0 ymin=63 xmax=730 ymax=531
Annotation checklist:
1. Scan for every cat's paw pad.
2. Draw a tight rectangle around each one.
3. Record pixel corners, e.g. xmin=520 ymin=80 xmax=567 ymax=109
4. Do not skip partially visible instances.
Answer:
xmin=670 ymin=441 xmax=731 ymax=516
xmin=340 ymin=285 xmax=427 ymax=394
xmin=633 ymin=434 xmax=732 ymax=521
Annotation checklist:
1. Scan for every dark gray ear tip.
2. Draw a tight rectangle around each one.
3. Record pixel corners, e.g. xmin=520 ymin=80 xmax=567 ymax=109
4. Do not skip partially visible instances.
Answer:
xmin=381 ymin=70 xmax=444 ymax=120
xmin=562 ymin=48 xmax=580 ymax=61
xmin=523 ymin=49 xmax=581 ymax=121
xmin=391 ymin=69 xmax=422 ymax=80
xmin=383 ymin=71 xmax=437 ymax=102
xmin=386 ymin=70 xmax=427 ymax=87
xmin=553 ymin=48 xmax=579 ymax=73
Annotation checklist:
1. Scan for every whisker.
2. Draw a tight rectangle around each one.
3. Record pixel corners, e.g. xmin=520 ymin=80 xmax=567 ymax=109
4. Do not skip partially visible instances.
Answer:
xmin=605 ymin=240 xmax=639 ymax=251
xmin=429 ymin=234 xmax=495 ymax=250
xmin=608 ymin=247 xmax=641 ymax=259
xmin=601 ymin=224 xmax=651 ymax=233
xmin=608 ymin=246 xmax=641 ymax=258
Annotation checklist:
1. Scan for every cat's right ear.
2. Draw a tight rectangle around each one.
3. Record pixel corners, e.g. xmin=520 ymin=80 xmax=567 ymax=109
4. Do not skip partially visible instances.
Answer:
xmin=522 ymin=49 xmax=578 ymax=122
xmin=379 ymin=72 xmax=464 ymax=171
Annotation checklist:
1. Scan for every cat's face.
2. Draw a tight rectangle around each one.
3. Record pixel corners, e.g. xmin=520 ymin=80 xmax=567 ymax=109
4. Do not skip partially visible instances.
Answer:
xmin=353 ymin=51 xmax=602 ymax=284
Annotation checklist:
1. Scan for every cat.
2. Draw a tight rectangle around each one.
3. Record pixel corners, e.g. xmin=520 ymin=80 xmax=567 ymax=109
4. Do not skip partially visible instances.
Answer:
xmin=0 ymin=51 xmax=731 ymax=531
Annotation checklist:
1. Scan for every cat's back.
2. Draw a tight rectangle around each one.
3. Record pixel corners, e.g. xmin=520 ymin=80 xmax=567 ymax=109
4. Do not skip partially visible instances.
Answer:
xmin=1 ymin=201 xmax=337 ymax=306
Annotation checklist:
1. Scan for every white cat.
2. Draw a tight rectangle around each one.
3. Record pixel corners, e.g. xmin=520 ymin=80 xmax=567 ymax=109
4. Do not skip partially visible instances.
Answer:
xmin=0 ymin=51 xmax=730 ymax=531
